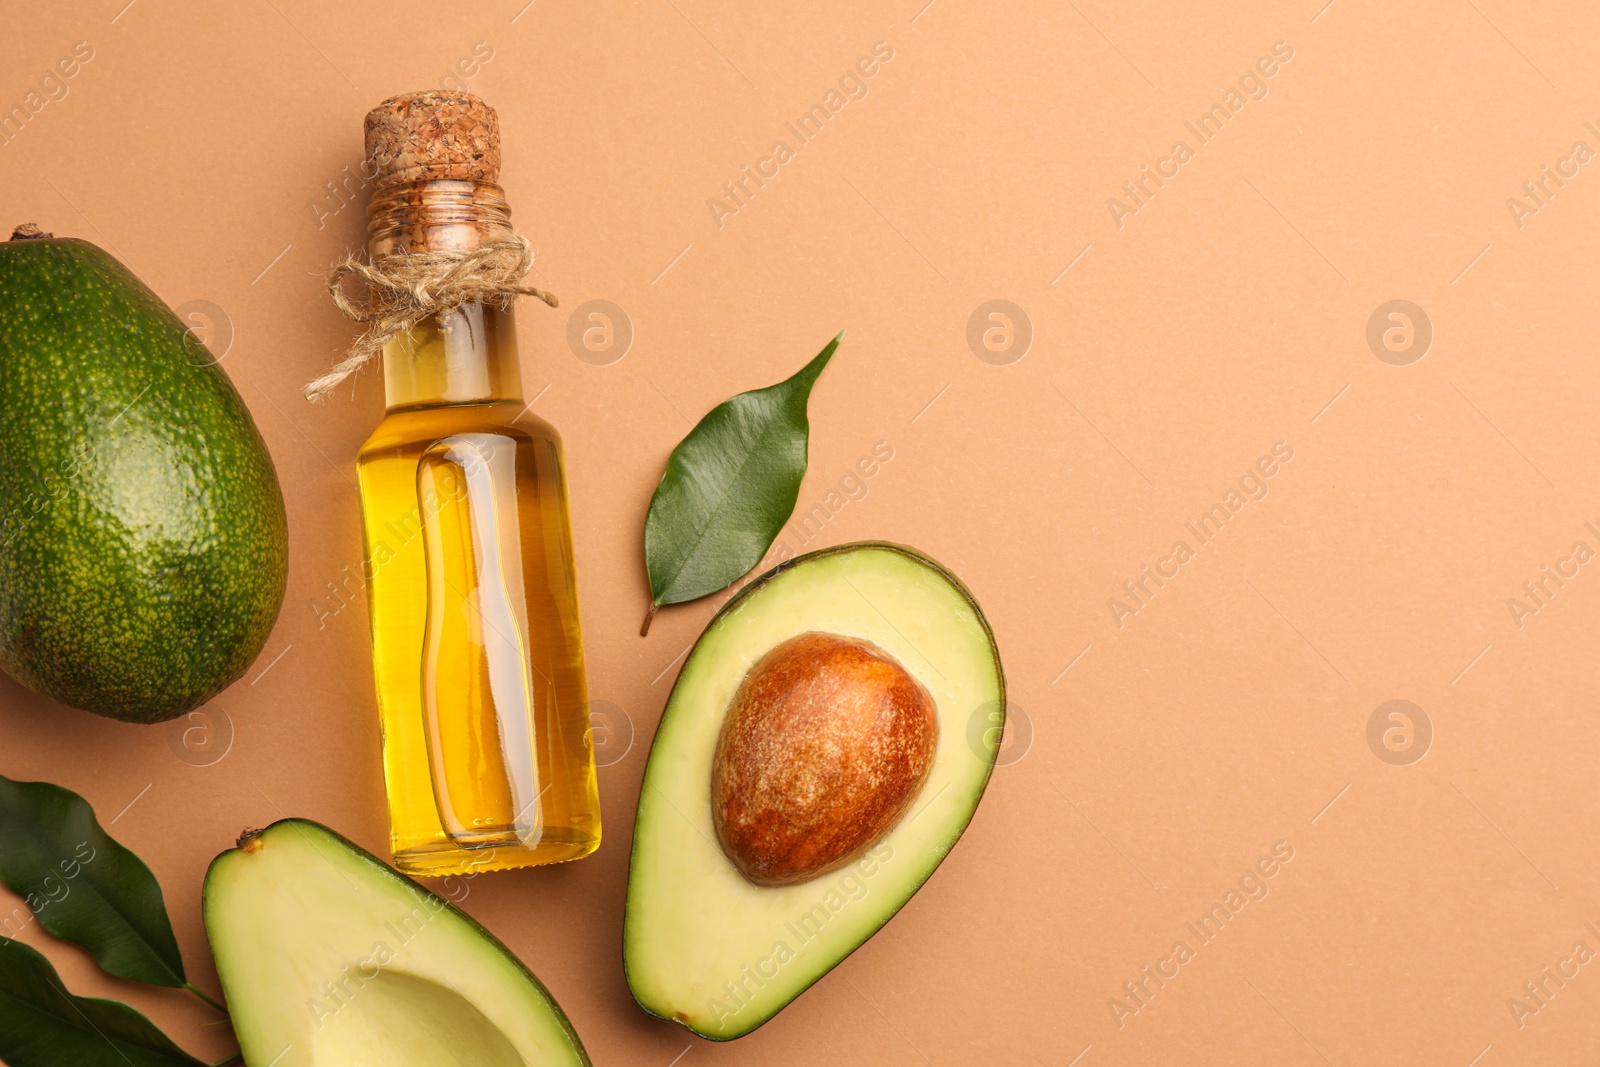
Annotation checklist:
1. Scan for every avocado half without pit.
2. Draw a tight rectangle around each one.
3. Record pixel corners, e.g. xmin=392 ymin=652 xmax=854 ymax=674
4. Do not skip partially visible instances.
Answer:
xmin=205 ymin=820 xmax=591 ymax=1066
xmin=624 ymin=541 xmax=1005 ymax=1040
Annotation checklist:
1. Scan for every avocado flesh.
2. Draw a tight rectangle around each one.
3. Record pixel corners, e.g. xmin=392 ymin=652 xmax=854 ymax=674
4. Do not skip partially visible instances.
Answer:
xmin=203 ymin=820 xmax=591 ymax=1067
xmin=624 ymin=542 xmax=1005 ymax=1040
xmin=0 ymin=235 xmax=287 ymax=722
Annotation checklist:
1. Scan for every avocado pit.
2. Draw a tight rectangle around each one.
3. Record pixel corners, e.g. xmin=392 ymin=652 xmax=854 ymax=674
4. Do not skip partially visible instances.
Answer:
xmin=711 ymin=631 xmax=938 ymax=887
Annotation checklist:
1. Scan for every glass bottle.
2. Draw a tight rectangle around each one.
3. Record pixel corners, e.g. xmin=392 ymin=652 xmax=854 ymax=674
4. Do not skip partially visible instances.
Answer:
xmin=353 ymin=92 xmax=599 ymax=876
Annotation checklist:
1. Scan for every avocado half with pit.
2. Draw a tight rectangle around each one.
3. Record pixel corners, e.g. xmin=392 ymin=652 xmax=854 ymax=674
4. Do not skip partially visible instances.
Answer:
xmin=624 ymin=541 xmax=1005 ymax=1039
xmin=204 ymin=820 xmax=590 ymax=1066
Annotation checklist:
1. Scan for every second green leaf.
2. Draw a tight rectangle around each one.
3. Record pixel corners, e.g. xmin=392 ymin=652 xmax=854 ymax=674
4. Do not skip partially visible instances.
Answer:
xmin=641 ymin=332 xmax=842 ymax=634
xmin=0 ymin=774 xmax=186 ymax=989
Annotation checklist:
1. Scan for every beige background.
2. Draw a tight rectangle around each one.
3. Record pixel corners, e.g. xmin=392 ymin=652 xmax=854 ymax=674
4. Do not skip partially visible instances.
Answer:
xmin=3 ymin=0 xmax=1600 ymax=1063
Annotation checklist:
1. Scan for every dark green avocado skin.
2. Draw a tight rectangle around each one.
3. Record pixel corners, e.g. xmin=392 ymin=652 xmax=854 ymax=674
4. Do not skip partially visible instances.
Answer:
xmin=0 ymin=236 xmax=287 ymax=723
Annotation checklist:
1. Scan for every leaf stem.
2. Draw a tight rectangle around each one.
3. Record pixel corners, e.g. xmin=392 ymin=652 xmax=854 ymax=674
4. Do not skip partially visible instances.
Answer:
xmin=209 ymin=1055 xmax=242 ymax=1067
xmin=640 ymin=601 xmax=659 ymax=637
xmin=185 ymin=982 xmax=228 ymax=1014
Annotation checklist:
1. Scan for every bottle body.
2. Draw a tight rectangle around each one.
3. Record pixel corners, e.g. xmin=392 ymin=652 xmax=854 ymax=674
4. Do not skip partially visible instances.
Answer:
xmin=358 ymin=298 xmax=600 ymax=875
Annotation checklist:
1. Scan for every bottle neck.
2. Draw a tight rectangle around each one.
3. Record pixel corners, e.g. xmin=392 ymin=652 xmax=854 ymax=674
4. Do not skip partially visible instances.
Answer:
xmin=367 ymin=180 xmax=524 ymax=411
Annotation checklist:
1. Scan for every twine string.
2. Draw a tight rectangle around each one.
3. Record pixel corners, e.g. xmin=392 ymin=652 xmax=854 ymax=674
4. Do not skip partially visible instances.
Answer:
xmin=305 ymin=233 xmax=557 ymax=403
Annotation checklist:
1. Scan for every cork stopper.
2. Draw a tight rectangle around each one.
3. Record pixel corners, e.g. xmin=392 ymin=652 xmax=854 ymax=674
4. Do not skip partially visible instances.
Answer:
xmin=364 ymin=90 xmax=500 ymax=189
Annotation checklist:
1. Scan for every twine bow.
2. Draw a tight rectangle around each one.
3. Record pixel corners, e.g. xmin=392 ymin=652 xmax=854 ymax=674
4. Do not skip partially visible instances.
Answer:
xmin=304 ymin=233 xmax=558 ymax=403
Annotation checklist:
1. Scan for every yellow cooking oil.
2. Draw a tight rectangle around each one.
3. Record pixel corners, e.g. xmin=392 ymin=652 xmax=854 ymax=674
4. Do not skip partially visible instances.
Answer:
xmin=357 ymin=299 xmax=600 ymax=875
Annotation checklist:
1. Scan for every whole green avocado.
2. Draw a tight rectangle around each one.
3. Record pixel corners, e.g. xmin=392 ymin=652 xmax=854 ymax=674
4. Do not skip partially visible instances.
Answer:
xmin=0 ymin=228 xmax=288 ymax=723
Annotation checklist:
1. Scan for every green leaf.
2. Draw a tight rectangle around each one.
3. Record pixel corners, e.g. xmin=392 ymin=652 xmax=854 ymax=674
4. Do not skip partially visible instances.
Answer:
xmin=0 ymin=936 xmax=205 ymax=1066
xmin=642 ymin=332 xmax=842 ymax=633
xmin=0 ymin=775 xmax=185 ymax=987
